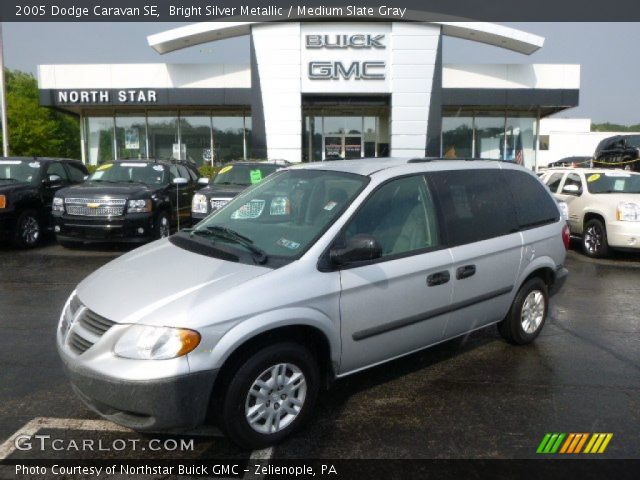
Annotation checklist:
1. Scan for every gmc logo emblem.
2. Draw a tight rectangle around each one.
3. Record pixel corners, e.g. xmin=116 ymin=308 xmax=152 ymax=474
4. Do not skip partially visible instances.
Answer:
xmin=308 ymin=61 xmax=385 ymax=80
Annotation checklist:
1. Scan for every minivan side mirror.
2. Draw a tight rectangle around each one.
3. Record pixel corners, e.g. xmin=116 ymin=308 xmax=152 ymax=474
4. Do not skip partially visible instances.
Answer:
xmin=43 ymin=174 xmax=62 ymax=187
xmin=330 ymin=234 xmax=383 ymax=266
xmin=173 ymin=177 xmax=188 ymax=185
xmin=197 ymin=177 xmax=210 ymax=186
xmin=562 ymin=184 xmax=581 ymax=194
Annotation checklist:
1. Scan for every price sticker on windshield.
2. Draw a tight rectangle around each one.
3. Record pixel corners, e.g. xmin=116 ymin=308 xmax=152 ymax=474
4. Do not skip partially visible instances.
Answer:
xmin=96 ymin=163 xmax=113 ymax=171
xmin=250 ymin=169 xmax=263 ymax=184
xmin=604 ymin=171 xmax=631 ymax=178
xmin=218 ymin=165 xmax=233 ymax=174
xmin=587 ymin=173 xmax=601 ymax=182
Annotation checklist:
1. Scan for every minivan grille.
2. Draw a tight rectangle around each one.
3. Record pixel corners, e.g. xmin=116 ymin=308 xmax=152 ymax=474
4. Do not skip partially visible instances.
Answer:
xmin=68 ymin=331 xmax=94 ymax=355
xmin=78 ymin=309 xmax=116 ymax=337
xmin=64 ymin=296 xmax=117 ymax=355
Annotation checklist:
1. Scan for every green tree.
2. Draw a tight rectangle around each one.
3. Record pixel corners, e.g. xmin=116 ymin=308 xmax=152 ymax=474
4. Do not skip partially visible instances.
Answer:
xmin=0 ymin=69 xmax=80 ymax=158
xmin=592 ymin=122 xmax=640 ymax=132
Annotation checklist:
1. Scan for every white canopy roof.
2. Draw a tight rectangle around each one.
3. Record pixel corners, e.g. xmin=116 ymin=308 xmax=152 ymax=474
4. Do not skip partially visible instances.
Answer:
xmin=148 ymin=21 xmax=544 ymax=56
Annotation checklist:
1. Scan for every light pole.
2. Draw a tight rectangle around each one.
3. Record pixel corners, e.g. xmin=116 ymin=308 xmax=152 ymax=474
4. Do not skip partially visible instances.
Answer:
xmin=0 ymin=23 xmax=8 ymax=157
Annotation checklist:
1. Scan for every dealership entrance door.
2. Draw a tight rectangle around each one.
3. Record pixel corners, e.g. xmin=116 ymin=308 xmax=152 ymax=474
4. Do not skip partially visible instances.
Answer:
xmin=302 ymin=98 xmax=390 ymax=162
xmin=323 ymin=134 xmax=364 ymax=160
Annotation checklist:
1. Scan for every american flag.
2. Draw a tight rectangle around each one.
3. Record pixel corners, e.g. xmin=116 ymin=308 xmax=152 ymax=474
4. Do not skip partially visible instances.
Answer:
xmin=515 ymin=133 xmax=524 ymax=165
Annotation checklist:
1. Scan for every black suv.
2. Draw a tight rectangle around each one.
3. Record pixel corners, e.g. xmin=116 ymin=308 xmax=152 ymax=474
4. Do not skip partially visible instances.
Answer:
xmin=52 ymin=159 xmax=199 ymax=246
xmin=593 ymin=134 xmax=640 ymax=172
xmin=0 ymin=157 xmax=88 ymax=248
xmin=191 ymin=160 xmax=289 ymax=222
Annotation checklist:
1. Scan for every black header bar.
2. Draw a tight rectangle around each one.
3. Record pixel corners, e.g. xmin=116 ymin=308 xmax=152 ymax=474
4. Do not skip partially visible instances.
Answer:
xmin=3 ymin=0 xmax=640 ymax=22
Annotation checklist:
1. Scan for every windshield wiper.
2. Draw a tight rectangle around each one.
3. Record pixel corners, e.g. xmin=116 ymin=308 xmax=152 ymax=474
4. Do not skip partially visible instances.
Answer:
xmin=189 ymin=225 xmax=268 ymax=264
xmin=0 ymin=177 xmax=19 ymax=182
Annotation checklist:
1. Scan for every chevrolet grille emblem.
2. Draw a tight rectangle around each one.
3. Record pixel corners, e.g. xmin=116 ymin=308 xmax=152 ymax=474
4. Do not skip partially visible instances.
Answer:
xmin=87 ymin=203 xmax=100 ymax=208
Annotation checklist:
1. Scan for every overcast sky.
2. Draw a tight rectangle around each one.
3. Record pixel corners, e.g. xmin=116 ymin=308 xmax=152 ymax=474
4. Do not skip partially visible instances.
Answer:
xmin=3 ymin=22 xmax=638 ymax=124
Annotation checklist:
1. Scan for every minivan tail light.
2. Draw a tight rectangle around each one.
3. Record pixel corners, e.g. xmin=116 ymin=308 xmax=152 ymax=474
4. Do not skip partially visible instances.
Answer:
xmin=562 ymin=224 xmax=570 ymax=250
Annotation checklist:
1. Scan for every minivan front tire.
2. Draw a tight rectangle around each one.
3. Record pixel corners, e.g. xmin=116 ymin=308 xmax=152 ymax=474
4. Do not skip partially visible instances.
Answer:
xmin=498 ymin=277 xmax=548 ymax=345
xmin=219 ymin=342 xmax=319 ymax=449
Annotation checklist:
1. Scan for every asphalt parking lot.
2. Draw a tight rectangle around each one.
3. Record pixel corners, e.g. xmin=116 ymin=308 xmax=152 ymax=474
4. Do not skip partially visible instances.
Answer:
xmin=0 ymin=238 xmax=639 ymax=465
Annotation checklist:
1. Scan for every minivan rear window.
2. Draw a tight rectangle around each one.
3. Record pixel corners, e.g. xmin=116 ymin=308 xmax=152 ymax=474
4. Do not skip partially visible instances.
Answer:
xmin=502 ymin=170 xmax=560 ymax=229
xmin=429 ymin=170 xmax=519 ymax=246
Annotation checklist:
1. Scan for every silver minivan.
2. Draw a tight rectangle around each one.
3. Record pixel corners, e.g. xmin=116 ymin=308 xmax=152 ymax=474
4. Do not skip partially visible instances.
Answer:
xmin=57 ymin=159 xmax=569 ymax=448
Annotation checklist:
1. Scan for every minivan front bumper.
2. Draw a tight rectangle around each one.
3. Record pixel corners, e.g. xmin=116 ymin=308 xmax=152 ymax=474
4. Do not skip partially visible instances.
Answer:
xmin=59 ymin=352 xmax=218 ymax=432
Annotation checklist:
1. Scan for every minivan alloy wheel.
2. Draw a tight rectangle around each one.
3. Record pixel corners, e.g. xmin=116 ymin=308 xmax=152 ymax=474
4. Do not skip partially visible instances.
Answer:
xmin=521 ymin=290 xmax=545 ymax=334
xmin=245 ymin=363 xmax=307 ymax=434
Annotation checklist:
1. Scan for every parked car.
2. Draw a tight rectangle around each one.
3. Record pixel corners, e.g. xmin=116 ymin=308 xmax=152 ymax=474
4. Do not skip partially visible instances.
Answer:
xmin=547 ymin=156 xmax=592 ymax=168
xmin=0 ymin=157 xmax=88 ymax=248
xmin=540 ymin=167 xmax=640 ymax=257
xmin=57 ymin=158 xmax=568 ymax=448
xmin=593 ymin=134 xmax=640 ymax=172
xmin=52 ymin=159 xmax=199 ymax=246
xmin=191 ymin=160 xmax=288 ymax=222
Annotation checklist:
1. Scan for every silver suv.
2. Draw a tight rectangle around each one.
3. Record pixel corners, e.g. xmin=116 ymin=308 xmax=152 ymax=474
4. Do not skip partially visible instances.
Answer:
xmin=57 ymin=159 xmax=569 ymax=448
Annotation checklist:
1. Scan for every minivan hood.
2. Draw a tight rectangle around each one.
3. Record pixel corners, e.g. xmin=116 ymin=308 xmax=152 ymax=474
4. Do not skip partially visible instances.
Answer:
xmin=59 ymin=181 xmax=156 ymax=198
xmin=76 ymin=239 xmax=270 ymax=325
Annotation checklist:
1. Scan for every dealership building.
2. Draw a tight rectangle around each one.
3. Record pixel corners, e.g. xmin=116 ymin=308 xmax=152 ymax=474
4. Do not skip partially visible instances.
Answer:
xmin=37 ymin=21 xmax=580 ymax=170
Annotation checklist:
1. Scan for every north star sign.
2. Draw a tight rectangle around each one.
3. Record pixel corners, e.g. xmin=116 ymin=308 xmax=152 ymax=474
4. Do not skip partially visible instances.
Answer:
xmin=306 ymin=34 xmax=386 ymax=81
xmin=56 ymin=89 xmax=158 ymax=104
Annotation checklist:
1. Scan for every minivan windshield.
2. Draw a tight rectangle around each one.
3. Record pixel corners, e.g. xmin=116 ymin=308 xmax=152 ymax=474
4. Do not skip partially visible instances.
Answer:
xmin=213 ymin=163 xmax=280 ymax=186
xmin=586 ymin=171 xmax=640 ymax=194
xmin=0 ymin=159 xmax=41 ymax=184
xmin=188 ymin=169 xmax=368 ymax=262
xmin=88 ymin=162 xmax=167 ymax=185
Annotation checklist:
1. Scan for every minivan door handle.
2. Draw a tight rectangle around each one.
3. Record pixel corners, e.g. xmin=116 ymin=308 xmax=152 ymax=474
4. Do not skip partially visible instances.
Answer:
xmin=456 ymin=265 xmax=476 ymax=280
xmin=427 ymin=271 xmax=450 ymax=287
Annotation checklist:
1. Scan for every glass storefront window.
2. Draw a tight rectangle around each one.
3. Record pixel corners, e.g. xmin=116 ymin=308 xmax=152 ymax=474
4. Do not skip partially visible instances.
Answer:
xmin=364 ymin=117 xmax=376 ymax=157
xmin=86 ymin=117 xmax=114 ymax=165
xmin=148 ymin=113 xmax=178 ymax=160
xmin=244 ymin=116 xmax=252 ymax=160
xmin=475 ymin=116 xmax=505 ymax=160
xmin=213 ymin=116 xmax=245 ymax=163
xmin=180 ymin=114 xmax=212 ymax=166
xmin=115 ymin=115 xmax=146 ymax=160
xmin=506 ymin=116 xmax=536 ymax=169
xmin=442 ymin=116 xmax=473 ymax=159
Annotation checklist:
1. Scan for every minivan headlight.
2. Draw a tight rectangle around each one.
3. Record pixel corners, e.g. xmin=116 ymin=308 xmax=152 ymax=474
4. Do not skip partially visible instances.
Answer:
xmin=127 ymin=199 xmax=152 ymax=213
xmin=616 ymin=202 xmax=640 ymax=222
xmin=114 ymin=325 xmax=200 ymax=360
xmin=52 ymin=197 xmax=64 ymax=212
xmin=192 ymin=193 xmax=208 ymax=214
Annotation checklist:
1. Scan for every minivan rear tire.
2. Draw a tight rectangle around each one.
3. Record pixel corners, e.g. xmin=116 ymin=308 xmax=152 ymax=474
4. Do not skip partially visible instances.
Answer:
xmin=498 ymin=277 xmax=548 ymax=345
xmin=219 ymin=342 xmax=319 ymax=449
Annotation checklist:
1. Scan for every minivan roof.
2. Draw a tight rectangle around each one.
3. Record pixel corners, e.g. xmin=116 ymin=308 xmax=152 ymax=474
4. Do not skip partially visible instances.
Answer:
xmin=296 ymin=157 xmax=508 ymax=177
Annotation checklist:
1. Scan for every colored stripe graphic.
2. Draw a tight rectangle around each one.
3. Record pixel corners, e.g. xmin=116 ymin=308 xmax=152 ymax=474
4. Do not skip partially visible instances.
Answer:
xmin=537 ymin=433 xmax=565 ymax=453
xmin=538 ymin=433 xmax=612 ymax=454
